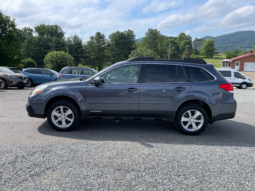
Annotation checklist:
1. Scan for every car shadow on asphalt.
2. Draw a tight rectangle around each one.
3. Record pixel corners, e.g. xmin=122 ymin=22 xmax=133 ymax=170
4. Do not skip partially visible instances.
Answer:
xmin=37 ymin=119 xmax=255 ymax=147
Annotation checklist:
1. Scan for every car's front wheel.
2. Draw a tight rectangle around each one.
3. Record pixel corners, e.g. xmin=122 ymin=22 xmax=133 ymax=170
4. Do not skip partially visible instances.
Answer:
xmin=175 ymin=104 xmax=208 ymax=135
xmin=0 ymin=79 xmax=8 ymax=89
xmin=47 ymin=100 xmax=80 ymax=131
xmin=26 ymin=79 xmax=33 ymax=87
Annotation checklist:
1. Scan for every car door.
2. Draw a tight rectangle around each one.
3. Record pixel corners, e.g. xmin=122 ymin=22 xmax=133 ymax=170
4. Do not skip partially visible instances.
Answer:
xmin=41 ymin=70 xmax=55 ymax=83
xmin=85 ymin=64 xmax=142 ymax=116
xmin=70 ymin=68 xmax=83 ymax=79
xmin=60 ymin=68 xmax=72 ymax=80
xmin=139 ymin=64 xmax=191 ymax=119
xmin=232 ymin=71 xmax=245 ymax=86
xmin=32 ymin=69 xmax=43 ymax=84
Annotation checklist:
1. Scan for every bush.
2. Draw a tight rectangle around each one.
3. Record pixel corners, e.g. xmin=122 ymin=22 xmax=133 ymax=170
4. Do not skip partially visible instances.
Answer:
xmin=21 ymin=58 xmax=37 ymax=69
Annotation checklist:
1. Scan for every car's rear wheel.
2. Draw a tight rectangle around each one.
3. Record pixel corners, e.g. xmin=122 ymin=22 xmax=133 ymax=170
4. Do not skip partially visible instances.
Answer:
xmin=26 ymin=79 xmax=33 ymax=87
xmin=47 ymin=100 xmax=80 ymax=131
xmin=0 ymin=79 xmax=8 ymax=89
xmin=175 ymin=104 xmax=208 ymax=135
xmin=240 ymin=83 xmax=247 ymax=89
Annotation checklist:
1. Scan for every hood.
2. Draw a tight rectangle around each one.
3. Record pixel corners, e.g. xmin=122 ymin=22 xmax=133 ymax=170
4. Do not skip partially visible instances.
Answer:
xmin=0 ymin=72 xmax=26 ymax=76
xmin=36 ymin=78 xmax=89 ymax=88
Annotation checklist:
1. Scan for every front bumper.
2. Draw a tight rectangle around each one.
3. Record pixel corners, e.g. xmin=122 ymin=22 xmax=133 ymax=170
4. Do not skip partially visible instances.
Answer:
xmin=26 ymin=103 xmax=44 ymax=118
xmin=248 ymin=83 xmax=253 ymax=87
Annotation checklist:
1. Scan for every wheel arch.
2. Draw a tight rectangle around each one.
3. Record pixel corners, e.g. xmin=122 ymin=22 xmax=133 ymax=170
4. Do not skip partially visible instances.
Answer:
xmin=44 ymin=96 xmax=82 ymax=119
xmin=175 ymin=99 xmax=213 ymax=123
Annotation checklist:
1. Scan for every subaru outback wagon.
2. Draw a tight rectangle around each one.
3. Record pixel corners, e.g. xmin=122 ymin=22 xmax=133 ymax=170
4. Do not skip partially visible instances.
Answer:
xmin=26 ymin=57 xmax=237 ymax=135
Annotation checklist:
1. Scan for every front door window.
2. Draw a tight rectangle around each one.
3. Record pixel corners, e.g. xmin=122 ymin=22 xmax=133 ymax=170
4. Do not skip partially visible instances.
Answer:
xmin=100 ymin=65 xmax=141 ymax=84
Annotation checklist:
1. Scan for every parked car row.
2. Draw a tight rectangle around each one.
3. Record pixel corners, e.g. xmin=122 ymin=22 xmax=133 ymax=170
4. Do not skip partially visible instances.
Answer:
xmin=0 ymin=66 xmax=98 ymax=89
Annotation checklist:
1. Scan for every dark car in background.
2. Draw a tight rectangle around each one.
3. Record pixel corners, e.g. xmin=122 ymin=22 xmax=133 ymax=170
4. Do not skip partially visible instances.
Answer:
xmin=22 ymin=68 xmax=59 ymax=87
xmin=0 ymin=67 xmax=28 ymax=89
xmin=26 ymin=57 xmax=237 ymax=135
xmin=58 ymin=67 xmax=97 ymax=81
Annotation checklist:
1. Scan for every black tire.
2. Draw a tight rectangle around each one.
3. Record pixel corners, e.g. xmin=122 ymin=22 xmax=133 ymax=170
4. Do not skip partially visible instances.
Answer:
xmin=17 ymin=86 xmax=25 ymax=89
xmin=0 ymin=78 xmax=8 ymax=89
xmin=240 ymin=83 xmax=247 ymax=89
xmin=47 ymin=100 xmax=80 ymax=131
xmin=175 ymin=104 xmax=208 ymax=135
xmin=26 ymin=79 xmax=33 ymax=87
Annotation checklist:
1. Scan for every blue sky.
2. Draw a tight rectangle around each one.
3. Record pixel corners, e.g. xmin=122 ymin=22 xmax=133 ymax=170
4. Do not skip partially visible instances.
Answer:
xmin=1 ymin=0 xmax=255 ymax=41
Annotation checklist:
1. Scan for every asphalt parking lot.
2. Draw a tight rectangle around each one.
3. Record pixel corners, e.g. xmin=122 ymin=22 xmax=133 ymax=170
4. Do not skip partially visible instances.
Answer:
xmin=1 ymin=88 xmax=255 ymax=190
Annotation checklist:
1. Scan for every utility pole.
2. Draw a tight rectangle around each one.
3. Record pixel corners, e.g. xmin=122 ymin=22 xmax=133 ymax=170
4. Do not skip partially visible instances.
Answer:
xmin=67 ymin=47 xmax=69 ymax=66
xmin=168 ymin=44 xmax=171 ymax=59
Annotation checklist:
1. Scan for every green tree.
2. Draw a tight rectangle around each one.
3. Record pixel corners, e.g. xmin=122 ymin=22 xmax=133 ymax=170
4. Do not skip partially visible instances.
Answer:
xmin=128 ymin=48 xmax=154 ymax=58
xmin=34 ymin=24 xmax=65 ymax=39
xmin=193 ymin=38 xmax=204 ymax=52
xmin=44 ymin=51 xmax=74 ymax=72
xmin=84 ymin=32 xmax=109 ymax=71
xmin=17 ymin=27 xmax=33 ymax=43
xmin=108 ymin=29 xmax=136 ymax=63
xmin=165 ymin=39 xmax=181 ymax=59
xmin=67 ymin=35 xmax=84 ymax=66
xmin=21 ymin=58 xmax=37 ymax=68
xmin=22 ymin=36 xmax=66 ymax=67
xmin=180 ymin=40 xmax=192 ymax=56
xmin=0 ymin=11 xmax=23 ymax=66
xmin=200 ymin=39 xmax=215 ymax=58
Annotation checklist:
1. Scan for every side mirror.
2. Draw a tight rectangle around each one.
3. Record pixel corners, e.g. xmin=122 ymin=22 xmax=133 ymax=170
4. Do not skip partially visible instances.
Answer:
xmin=92 ymin=76 xmax=102 ymax=86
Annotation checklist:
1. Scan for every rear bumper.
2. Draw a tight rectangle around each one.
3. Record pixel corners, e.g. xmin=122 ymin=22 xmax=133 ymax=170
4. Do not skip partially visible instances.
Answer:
xmin=26 ymin=103 xmax=44 ymax=118
xmin=248 ymin=83 xmax=253 ymax=87
xmin=210 ymin=113 xmax=236 ymax=123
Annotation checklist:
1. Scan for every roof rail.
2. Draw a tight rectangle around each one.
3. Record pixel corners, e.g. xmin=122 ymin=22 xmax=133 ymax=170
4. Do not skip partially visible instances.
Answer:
xmin=127 ymin=57 xmax=207 ymax=64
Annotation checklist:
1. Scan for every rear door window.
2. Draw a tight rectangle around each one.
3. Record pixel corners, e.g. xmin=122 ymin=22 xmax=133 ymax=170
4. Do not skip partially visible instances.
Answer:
xmin=33 ymin=69 xmax=42 ymax=75
xmin=42 ymin=70 xmax=53 ymax=75
xmin=219 ymin=71 xmax=231 ymax=77
xmin=184 ymin=66 xmax=214 ymax=82
xmin=143 ymin=64 xmax=186 ymax=83
xmin=71 ymin=68 xmax=82 ymax=75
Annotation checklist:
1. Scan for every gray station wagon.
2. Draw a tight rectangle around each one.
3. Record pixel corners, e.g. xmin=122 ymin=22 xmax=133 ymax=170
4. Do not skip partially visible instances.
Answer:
xmin=26 ymin=57 xmax=237 ymax=135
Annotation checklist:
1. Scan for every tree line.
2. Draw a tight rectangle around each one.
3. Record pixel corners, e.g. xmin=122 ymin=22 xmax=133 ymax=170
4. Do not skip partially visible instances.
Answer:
xmin=1 ymin=11 xmax=217 ymax=72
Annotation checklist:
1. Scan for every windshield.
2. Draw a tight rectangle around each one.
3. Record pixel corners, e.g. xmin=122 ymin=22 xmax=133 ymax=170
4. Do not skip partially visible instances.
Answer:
xmin=0 ymin=67 xmax=15 ymax=74
xmin=83 ymin=65 xmax=116 ymax=81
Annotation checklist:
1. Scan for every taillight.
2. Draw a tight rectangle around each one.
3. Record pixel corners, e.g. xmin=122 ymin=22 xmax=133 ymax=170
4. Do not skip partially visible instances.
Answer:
xmin=219 ymin=83 xmax=233 ymax=92
xmin=58 ymin=74 xmax=61 ymax=78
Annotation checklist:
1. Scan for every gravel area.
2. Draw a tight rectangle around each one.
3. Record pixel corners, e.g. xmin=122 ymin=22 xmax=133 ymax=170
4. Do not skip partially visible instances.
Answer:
xmin=1 ymin=87 xmax=255 ymax=190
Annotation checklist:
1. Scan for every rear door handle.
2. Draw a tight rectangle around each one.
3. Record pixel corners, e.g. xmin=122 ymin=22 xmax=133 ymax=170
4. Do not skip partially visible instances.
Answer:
xmin=174 ymin=87 xmax=186 ymax=91
xmin=126 ymin=88 xmax=138 ymax=92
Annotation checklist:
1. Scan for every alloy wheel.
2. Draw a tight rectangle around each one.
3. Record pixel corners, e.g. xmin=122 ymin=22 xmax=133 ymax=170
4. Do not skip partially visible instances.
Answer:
xmin=181 ymin=110 xmax=204 ymax=132
xmin=51 ymin=106 xmax=74 ymax=128
xmin=0 ymin=79 xmax=5 ymax=89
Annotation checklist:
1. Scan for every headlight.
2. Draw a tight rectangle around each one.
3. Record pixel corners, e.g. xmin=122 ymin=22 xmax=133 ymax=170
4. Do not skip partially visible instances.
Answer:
xmin=30 ymin=85 xmax=48 ymax=96
xmin=7 ymin=75 xmax=17 ymax=78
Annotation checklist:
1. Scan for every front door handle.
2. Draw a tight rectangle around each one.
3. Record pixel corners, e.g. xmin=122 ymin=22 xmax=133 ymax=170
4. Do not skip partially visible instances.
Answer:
xmin=174 ymin=87 xmax=186 ymax=91
xmin=126 ymin=88 xmax=138 ymax=92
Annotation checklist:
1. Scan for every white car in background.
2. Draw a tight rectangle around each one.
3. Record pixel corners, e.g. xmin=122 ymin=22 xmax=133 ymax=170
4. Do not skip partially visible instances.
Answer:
xmin=217 ymin=68 xmax=253 ymax=89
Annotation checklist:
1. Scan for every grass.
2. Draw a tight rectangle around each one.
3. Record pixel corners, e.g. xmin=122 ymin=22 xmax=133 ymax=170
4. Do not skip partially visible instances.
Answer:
xmin=194 ymin=54 xmax=226 ymax=68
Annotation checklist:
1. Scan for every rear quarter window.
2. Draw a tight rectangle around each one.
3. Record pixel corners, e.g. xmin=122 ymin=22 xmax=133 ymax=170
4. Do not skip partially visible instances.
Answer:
xmin=62 ymin=68 xmax=71 ymax=74
xmin=184 ymin=66 xmax=215 ymax=82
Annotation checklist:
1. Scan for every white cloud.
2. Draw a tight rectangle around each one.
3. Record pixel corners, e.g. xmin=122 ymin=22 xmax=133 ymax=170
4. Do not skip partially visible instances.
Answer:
xmin=143 ymin=0 xmax=183 ymax=14
xmin=186 ymin=5 xmax=255 ymax=34
xmin=157 ymin=0 xmax=254 ymax=30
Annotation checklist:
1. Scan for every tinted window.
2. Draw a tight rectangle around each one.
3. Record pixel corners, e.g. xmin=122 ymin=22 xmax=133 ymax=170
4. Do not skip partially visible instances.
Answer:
xmin=62 ymin=68 xmax=71 ymax=74
xmin=42 ymin=70 xmax=53 ymax=75
xmin=219 ymin=71 xmax=231 ymax=77
xmin=25 ymin=69 xmax=33 ymax=74
xmin=144 ymin=64 xmax=176 ymax=83
xmin=185 ymin=67 xmax=214 ymax=82
xmin=176 ymin=66 xmax=186 ymax=82
xmin=33 ymin=69 xmax=42 ymax=75
xmin=72 ymin=68 xmax=82 ymax=75
xmin=101 ymin=65 xmax=141 ymax=84
xmin=234 ymin=72 xmax=244 ymax=79
xmin=83 ymin=69 xmax=94 ymax=75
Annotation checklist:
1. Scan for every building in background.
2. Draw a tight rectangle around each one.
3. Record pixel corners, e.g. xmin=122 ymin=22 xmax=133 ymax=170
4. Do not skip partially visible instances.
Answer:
xmin=229 ymin=50 xmax=255 ymax=71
